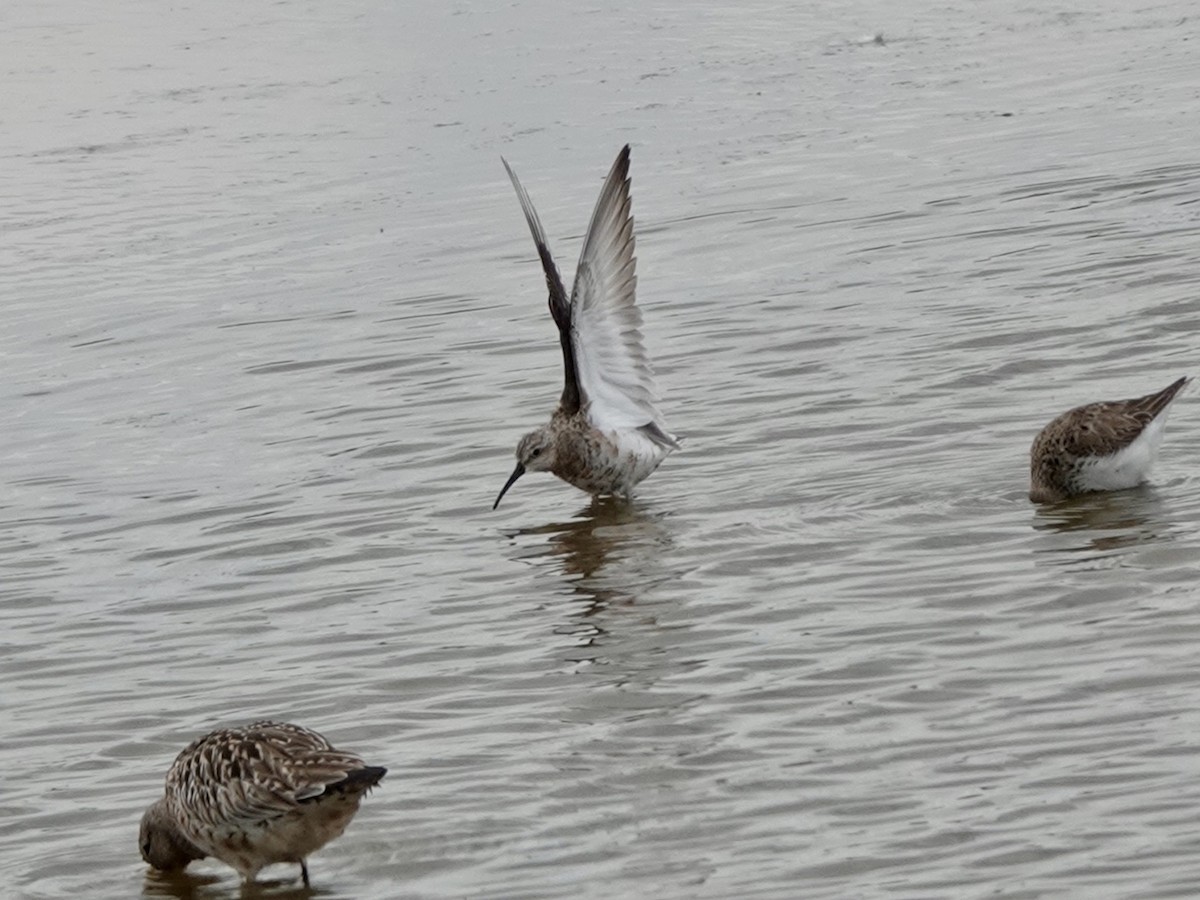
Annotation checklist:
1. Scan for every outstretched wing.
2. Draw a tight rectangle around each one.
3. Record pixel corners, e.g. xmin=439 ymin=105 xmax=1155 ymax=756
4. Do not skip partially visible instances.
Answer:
xmin=569 ymin=145 xmax=676 ymax=446
xmin=502 ymin=157 xmax=581 ymax=415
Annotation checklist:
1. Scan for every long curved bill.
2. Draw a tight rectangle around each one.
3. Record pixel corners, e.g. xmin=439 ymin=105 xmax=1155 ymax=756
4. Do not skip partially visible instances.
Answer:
xmin=492 ymin=463 xmax=526 ymax=510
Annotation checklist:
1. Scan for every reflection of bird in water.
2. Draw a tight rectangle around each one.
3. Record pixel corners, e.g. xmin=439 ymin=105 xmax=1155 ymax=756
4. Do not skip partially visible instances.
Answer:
xmin=141 ymin=868 xmax=224 ymax=900
xmin=1031 ymin=487 xmax=1176 ymax=555
xmin=508 ymin=499 xmax=701 ymax=694
xmin=508 ymin=497 xmax=672 ymax=622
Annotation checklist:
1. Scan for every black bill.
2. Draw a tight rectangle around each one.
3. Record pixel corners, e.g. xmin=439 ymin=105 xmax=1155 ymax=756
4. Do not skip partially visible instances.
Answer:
xmin=492 ymin=463 xmax=526 ymax=509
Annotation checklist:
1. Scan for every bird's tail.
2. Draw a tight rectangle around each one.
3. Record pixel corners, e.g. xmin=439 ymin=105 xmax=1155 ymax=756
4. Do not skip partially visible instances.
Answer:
xmin=317 ymin=765 xmax=387 ymax=799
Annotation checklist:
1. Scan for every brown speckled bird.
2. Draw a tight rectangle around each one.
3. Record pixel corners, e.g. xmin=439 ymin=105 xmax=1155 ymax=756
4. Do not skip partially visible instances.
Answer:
xmin=139 ymin=720 xmax=385 ymax=886
xmin=1029 ymin=376 xmax=1189 ymax=503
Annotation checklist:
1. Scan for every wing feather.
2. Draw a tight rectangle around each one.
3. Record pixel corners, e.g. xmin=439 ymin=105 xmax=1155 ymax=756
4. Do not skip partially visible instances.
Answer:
xmin=167 ymin=721 xmax=369 ymax=831
xmin=502 ymin=158 xmax=581 ymax=414
xmin=569 ymin=145 xmax=676 ymax=443
xmin=1053 ymin=376 xmax=1189 ymax=457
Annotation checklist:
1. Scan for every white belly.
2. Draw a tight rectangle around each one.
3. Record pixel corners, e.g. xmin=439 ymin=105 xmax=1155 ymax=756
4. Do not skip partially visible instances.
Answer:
xmin=606 ymin=427 xmax=675 ymax=495
xmin=1075 ymin=415 xmax=1167 ymax=491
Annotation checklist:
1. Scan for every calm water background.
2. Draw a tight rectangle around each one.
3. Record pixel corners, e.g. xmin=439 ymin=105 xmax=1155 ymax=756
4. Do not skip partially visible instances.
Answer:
xmin=4 ymin=1 xmax=1200 ymax=897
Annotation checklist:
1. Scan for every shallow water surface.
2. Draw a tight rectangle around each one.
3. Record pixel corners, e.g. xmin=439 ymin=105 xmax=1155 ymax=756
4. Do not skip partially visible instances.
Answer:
xmin=4 ymin=1 xmax=1200 ymax=898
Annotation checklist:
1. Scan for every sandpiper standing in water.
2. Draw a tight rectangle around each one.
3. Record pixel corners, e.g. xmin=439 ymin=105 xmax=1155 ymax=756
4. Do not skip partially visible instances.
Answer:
xmin=140 ymin=720 xmax=385 ymax=886
xmin=1029 ymin=376 xmax=1189 ymax=503
xmin=493 ymin=145 xmax=678 ymax=509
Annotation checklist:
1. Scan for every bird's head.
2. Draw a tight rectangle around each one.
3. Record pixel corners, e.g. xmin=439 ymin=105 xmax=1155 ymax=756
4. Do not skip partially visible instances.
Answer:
xmin=139 ymin=799 xmax=206 ymax=872
xmin=493 ymin=427 xmax=557 ymax=508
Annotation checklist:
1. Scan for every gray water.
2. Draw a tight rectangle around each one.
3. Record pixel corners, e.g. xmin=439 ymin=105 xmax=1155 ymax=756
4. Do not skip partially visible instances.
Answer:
xmin=5 ymin=1 xmax=1200 ymax=898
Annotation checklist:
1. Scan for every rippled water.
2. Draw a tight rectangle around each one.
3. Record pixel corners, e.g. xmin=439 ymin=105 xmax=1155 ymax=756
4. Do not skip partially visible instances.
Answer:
xmin=5 ymin=1 xmax=1200 ymax=898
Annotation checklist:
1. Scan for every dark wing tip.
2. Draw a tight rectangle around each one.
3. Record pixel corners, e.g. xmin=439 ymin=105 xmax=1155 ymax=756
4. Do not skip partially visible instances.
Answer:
xmin=1145 ymin=375 xmax=1191 ymax=418
xmin=319 ymin=765 xmax=387 ymax=798
xmin=638 ymin=421 xmax=679 ymax=450
xmin=500 ymin=153 xmax=579 ymax=412
xmin=501 ymin=155 xmax=519 ymax=186
xmin=354 ymin=765 xmax=388 ymax=786
xmin=611 ymin=144 xmax=632 ymax=185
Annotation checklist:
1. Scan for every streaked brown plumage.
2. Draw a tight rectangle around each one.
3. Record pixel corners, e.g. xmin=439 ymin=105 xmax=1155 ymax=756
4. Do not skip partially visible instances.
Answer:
xmin=139 ymin=720 xmax=385 ymax=886
xmin=1029 ymin=376 xmax=1189 ymax=503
